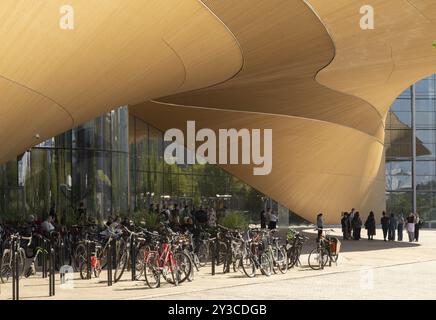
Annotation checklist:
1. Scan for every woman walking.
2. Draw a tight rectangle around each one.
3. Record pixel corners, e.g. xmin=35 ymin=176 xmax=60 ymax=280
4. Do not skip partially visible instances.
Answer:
xmin=364 ymin=211 xmax=376 ymax=240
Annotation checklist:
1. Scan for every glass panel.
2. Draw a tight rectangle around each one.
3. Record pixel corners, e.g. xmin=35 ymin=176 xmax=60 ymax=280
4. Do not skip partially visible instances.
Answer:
xmin=416 ymin=130 xmax=436 ymax=144
xmin=416 ymin=192 xmax=436 ymax=221
xmin=416 ymin=161 xmax=436 ymax=176
xmin=385 ymin=192 xmax=412 ymax=215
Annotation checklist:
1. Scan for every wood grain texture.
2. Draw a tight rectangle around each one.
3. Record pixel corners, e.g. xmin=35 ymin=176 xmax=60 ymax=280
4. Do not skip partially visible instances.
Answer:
xmin=130 ymin=102 xmax=385 ymax=224
xmin=0 ymin=0 xmax=243 ymax=163
xmin=131 ymin=0 xmax=435 ymax=222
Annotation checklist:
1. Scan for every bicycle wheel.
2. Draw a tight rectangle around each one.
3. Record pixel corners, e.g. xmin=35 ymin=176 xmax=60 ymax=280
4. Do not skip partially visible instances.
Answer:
xmin=287 ymin=246 xmax=297 ymax=268
xmin=73 ymin=243 xmax=86 ymax=271
xmin=134 ymin=246 xmax=147 ymax=280
xmin=217 ymin=242 xmax=227 ymax=266
xmin=114 ymin=250 xmax=128 ymax=283
xmin=163 ymin=255 xmax=179 ymax=286
xmin=197 ymin=242 xmax=209 ymax=267
xmin=144 ymin=252 xmax=160 ymax=288
xmin=260 ymin=252 xmax=272 ymax=276
xmin=18 ymin=247 xmax=26 ymax=277
xmin=308 ymin=247 xmax=328 ymax=270
xmin=274 ymin=246 xmax=288 ymax=274
xmin=240 ymin=255 xmax=256 ymax=278
xmin=0 ymin=249 xmax=12 ymax=283
xmin=172 ymin=251 xmax=192 ymax=284
xmin=79 ymin=260 xmax=90 ymax=280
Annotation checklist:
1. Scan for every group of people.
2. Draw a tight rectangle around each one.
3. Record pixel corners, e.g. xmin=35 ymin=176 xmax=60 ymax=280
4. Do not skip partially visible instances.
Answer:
xmin=260 ymin=207 xmax=279 ymax=230
xmin=149 ymin=203 xmax=219 ymax=231
xmin=337 ymin=208 xmax=423 ymax=242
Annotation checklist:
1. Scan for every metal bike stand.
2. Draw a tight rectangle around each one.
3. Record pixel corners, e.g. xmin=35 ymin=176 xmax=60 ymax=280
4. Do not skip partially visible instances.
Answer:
xmin=86 ymin=240 xmax=91 ymax=280
xmin=107 ymin=242 xmax=112 ymax=286
xmin=49 ymin=246 xmax=55 ymax=296
xmin=42 ymin=239 xmax=48 ymax=279
xmin=130 ymin=235 xmax=136 ymax=281
xmin=11 ymin=238 xmax=19 ymax=300
xmin=211 ymin=240 xmax=216 ymax=276
xmin=225 ymin=239 xmax=231 ymax=274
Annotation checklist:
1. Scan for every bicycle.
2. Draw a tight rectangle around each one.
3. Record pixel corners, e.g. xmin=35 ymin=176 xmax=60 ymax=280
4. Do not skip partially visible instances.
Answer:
xmin=79 ymin=239 xmax=104 ymax=279
xmin=286 ymin=230 xmax=308 ymax=268
xmin=308 ymin=228 xmax=340 ymax=270
xmin=239 ymin=230 xmax=272 ymax=278
xmin=265 ymin=230 xmax=288 ymax=274
xmin=0 ymin=233 xmax=28 ymax=283
xmin=142 ymin=231 xmax=192 ymax=288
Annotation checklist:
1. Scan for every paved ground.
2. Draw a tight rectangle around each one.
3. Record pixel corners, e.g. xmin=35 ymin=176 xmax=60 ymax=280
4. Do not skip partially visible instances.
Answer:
xmin=1 ymin=227 xmax=435 ymax=300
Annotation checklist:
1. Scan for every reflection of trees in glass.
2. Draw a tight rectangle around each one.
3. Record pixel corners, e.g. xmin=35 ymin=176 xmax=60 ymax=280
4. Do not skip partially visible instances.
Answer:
xmin=385 ymin=192 xmax=412 ymax=216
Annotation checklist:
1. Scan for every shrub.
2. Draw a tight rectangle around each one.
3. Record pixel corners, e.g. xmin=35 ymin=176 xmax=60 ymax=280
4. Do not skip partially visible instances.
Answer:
xmin=219 ymin=211 xmax=250 ymax=230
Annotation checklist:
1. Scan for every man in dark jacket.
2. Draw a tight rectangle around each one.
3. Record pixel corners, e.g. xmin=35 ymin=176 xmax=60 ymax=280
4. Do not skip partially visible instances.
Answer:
xmin=341 ymin=212 xmax=349 ymax=240
xmin=381 ymin=211 xmax=390 ymax=242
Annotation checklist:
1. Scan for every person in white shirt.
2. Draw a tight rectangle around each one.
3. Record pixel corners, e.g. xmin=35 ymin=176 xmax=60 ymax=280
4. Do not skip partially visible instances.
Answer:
xmin=268 ymin=210 xmax=278 ymax=229
xmin=41 ymin=216 xmax=55 ymax=234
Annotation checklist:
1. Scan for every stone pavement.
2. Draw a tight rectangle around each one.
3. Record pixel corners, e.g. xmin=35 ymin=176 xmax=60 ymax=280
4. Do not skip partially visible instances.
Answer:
xmin=1 ymin=227 xmax=435 ymax=300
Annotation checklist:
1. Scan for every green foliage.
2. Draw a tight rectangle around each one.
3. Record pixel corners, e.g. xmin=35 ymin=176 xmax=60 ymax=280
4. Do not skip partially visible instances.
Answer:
xmin=132 ymin=211 xmax=160 ymax=230
xmin=219 ymin=211 xmax=250 ymax=230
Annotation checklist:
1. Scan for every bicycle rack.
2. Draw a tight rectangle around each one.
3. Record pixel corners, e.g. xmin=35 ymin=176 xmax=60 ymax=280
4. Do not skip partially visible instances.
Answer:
xmin=86 ymin=240 xmax=91 ymax=280
xmin=49 ymin=246 xmax=55 ymax=296
xmin=211 ymin=240 xmax=216 ymax=276
xmin=107 ymin=242 xmax=112 ymax=286
xmin=11 ymin=238 xmax=19 ymax=300
xmin=42 ymin=239 xmax=48 ymax=278
xmin=130 ymin=235 xmax=136 ymax=281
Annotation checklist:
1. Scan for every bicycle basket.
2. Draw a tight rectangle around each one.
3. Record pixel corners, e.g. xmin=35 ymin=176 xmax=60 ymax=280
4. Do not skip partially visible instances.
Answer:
xmin=327 ymin=237 xmax=341 ymax=254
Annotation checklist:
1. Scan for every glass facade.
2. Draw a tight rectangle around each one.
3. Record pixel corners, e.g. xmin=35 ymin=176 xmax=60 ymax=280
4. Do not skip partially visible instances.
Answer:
xmin=128 ymin=115 xmax=264 ymax=219
xmin=386 ymin=74 xmax=436 ymax=222
xmin=0 ymin=107 xmax=129 ymax=224
xmin=0 ymin=109 xmax=265 ymax=224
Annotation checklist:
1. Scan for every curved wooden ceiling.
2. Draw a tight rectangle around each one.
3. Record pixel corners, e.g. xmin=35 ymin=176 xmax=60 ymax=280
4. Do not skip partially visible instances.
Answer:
xmin=0 ymin=0 xmax=242 ymax=163
xmin=1 ymin=0 xmax=435 ymax=222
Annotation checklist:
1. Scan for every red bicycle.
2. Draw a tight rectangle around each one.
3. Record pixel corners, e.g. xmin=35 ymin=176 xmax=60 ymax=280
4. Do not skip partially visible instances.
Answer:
xmin=142 ymin=232 xmax=192 ymax=288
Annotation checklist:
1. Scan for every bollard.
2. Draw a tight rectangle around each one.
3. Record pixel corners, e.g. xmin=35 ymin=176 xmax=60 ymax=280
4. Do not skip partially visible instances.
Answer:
xmin=51 ymin=247 xmax=56 ymax=296
xmin=211 ymin=240 xmax=215 ymax=276
xmin=86 ymin=240 xmax=91 ymax=280
xmin=42 ymin=239 xmax=47 ymax=279
xmin=130 ymin=236 xmax=136 ymax=281
xmin=107 ymin=242 xmax=112 ymax=286
xmin=226 ymin=239 xmax=232 ymax=273
xmin=15 ymin=251 xmax=19 ymax=300
xmin=11 ymin=238 xmax=18 ymax=300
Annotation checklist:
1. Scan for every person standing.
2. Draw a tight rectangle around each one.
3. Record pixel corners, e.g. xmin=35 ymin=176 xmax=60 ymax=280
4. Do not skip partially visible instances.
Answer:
xmin=380 ymin=211 xmax=390 ymax=242
xmin=207 ymin=207 xmax=217 ymax=227
xmin=397 ymin=214 xmax=404 ymax=241
xmin=388 ymin=213 xmax=397 ymax=241
xmin=352 ymin=212 xmax=362 ymax=240
xmin=260 ymin=208 xmax=267 ymax=229
xmin=364 ymin=211 xmax=376 ymax=240
xmin=77 ymin=201 xmax=87 ymax=225
xmin=414 ymin=214 xmax=422 ymax=242
xmin=316 ymin=213 xmax=323 ymax=242
xmin=341 ymin=212 xmax=349 ymax=240
xmin=268 ymin=210 xmax=278 ymax=230
xmin=406 ymin=213 xmax=415 ymax=242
